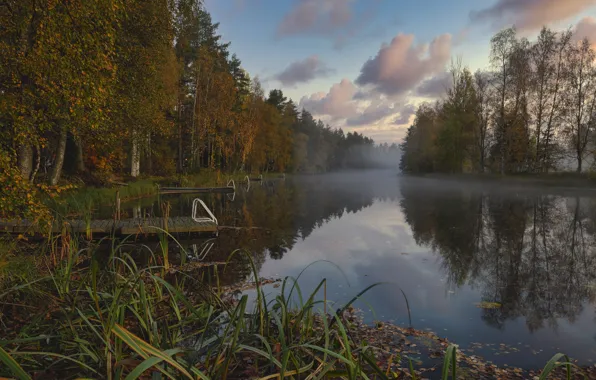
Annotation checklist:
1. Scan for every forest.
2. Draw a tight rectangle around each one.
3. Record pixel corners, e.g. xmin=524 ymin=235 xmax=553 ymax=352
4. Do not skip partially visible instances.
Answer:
xmin=400 ymin=27 xmax=596 ymax=175
xmin=0 ymin=1 xmax=398 ymax=197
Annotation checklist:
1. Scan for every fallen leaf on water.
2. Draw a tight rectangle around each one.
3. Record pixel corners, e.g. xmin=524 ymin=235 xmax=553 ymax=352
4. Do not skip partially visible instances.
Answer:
xmin=474 ymin=301 xmax=502 ymax=309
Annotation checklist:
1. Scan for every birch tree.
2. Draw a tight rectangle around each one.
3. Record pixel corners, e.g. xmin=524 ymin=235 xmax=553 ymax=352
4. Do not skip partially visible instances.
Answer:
xmin=539 ymin=30 xmax=572 ymax=172
xmin=490 ymin=28 xmax=517 ymax=174
xmin=473 ymin=70 xmax=492 ymax=172
xmin=564 ymin=38 xmax=596 ymax=172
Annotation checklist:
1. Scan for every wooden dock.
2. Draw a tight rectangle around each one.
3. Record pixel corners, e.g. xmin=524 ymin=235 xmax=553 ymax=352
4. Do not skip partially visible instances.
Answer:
xmin=0 ymin=217 xmax=218 ymax=236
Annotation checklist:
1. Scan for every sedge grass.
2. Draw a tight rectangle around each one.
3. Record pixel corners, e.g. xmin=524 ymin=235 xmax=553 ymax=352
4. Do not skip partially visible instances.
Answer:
xmin=0 ymin=233 xmax=590 ymax=379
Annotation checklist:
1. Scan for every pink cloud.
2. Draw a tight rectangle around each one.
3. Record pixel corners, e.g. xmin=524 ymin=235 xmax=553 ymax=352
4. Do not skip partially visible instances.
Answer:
xmin=415 ymin=71 xmax=451 ymax=98
xmin=274 ymin=56 xmax=335 ymax=86
xmin=394 ymin=104 xmax=416 ymax=125
xmin=470 ymin=0 xmax=596 ymax=32
xmin=346 ymin=100 xmax=397 ymax=126
xmin=299 ymin=78 xmax=416 ymax=132
xmin=277 ymin=0 xmax=354 ymax=36
xmin=299 ymin=79 xmax=358 ymax=119
xmin=355 ymin=33 xmax=452 ymax=96
xmin=276 ymin=0 xmax=384 ymax=49
xmin=573 ymin=17 xmax=596 ymax=47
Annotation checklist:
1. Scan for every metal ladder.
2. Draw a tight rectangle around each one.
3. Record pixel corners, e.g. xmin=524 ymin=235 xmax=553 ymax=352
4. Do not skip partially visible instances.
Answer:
xmin=191 ymin=198 xmax=218 ymax=225
xmin=191 ymin=239 xmax=215 ymax=261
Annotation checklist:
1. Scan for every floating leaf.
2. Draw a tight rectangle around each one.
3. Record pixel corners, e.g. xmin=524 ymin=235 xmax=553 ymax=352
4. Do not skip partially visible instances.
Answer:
xmin=474 ymin=302 xmax=501 ymax=309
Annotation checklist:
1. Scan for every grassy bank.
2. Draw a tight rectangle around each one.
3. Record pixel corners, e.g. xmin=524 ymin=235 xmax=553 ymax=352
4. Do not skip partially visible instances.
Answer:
xmin=47 ymin=171 xmax=285 ymax=219
xmin=0 ymin=232 xmax=590 ymax=379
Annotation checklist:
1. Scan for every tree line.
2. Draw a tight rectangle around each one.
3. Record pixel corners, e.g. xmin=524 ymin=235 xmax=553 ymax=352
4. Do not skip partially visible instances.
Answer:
xmin=0 ymin=0 xmax=397 ymax=189
xmin=400 ymin=27 xmax=596 ymax=175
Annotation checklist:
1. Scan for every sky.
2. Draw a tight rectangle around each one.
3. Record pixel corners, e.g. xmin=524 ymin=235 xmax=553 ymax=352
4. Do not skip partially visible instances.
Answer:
xmin=205 ymin=0 xmax=596 ymax=144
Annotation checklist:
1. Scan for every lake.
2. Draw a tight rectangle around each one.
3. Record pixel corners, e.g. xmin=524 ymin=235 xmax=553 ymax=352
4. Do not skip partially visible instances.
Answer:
xmin=112 ymin=170 xmax=596 ymax=369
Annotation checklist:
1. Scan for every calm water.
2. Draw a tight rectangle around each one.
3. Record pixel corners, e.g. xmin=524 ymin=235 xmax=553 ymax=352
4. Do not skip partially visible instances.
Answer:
xmin=112 ymin=171 xmax=596 ymax=369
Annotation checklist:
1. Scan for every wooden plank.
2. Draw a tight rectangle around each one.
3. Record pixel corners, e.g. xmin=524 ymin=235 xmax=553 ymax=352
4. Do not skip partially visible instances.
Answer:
xmin=0 ymin=216 xmax=218 ymax=236
xmin=120 ymin=219 xmax=139 ymax=235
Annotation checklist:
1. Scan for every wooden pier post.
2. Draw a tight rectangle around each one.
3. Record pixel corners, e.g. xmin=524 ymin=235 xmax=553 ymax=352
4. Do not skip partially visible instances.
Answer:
xmin=116 ymin=191 xmax=121 ymax=221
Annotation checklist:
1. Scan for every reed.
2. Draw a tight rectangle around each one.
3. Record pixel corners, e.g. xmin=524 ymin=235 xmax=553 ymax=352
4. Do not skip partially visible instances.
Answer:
xmin=0 ymin=236 xmax=588 ymax=379
xmin=46 ymin=179 xmax=158 ymax=219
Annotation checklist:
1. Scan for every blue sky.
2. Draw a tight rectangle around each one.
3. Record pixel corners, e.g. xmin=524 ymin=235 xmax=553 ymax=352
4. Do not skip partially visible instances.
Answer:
xmin=205 ymin=0 xmax=596 ymax=143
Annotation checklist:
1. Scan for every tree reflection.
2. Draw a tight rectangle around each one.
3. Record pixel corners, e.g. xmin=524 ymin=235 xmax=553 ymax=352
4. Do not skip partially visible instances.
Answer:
xmin=206 ymin=176 xmax=399 ymax=263
xmin=399 ymin=182 xmax=596 ymax=332
xmin=132 ymin=174 xmax=401 ymax=287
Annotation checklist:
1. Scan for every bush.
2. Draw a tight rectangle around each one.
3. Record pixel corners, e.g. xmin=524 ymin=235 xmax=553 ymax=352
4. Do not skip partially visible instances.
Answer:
xmin=0 ymin=152 xmax=48 ymax=221
xmin=0 ymin=151 xmax=75 ymax=222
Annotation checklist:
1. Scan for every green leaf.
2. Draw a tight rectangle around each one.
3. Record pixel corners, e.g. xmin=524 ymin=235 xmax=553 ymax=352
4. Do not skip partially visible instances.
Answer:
xmin=112 ymin=324 xmax=196 ymax=380
xmin=0 ymin=345 xmax=31 ymax=380
xmin=441 ymin=344 xmax=457 ymax=380
xmin=539 ymin=353 xmax=584 ymax=380
xmin=125 ymin=349 xmax=183 ymax=380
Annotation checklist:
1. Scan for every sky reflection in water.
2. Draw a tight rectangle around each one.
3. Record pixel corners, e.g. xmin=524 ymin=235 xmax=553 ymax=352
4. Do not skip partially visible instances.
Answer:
xmin=118 ymin=171 xmax=596 ymax=369
xmin=256 ymin=173 xmax=596 ymax=369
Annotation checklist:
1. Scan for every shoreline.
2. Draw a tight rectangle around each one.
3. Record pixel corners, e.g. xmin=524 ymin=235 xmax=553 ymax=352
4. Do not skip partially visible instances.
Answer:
xmin=226 ymin=279 xmax=592 ymax=379
xmin=403 ymin=172 xmax=596 ymax=193
xmin=48 ymin=171 xmax=286 ymax=219
xmin=341 ymin=310 xmax=588 ymax=379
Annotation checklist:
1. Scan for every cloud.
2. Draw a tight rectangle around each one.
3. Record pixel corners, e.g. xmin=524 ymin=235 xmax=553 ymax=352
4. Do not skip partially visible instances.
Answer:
xmin=277 ymin=0 xmax=354 ymax=37
xmin=353 ymin=90 xmax=369 ymax=100
xmin=300 ymin=79 xmax=416 ymax=128
xmin=346 ymin=100 xmax=397 ymax=126
xmin=300 ymin=79 xmax=404 ymax=127
xmin=299 ymin=79 xmax=358 ymax=119
xmin=353 ymin=126 xmax=410 ymax=143
xmin=394 ymin=104 xmax=416 ymax=125
xmin=299 ymin=79 xmax=417 ymax=143
xmin=470 ymin=0 xmax=596 ymax=32
xmin=274 ymin=56 xmax=334 ymax=86
xmin=355 ymin=33 xmax=452 ymax=96
xmin=276 ymin=0 xmax=383 ymax=49
xmin=415 ymin=71 xmax=451 ymax=98
xmin=573 ymin=17 xmax=596 ymax=46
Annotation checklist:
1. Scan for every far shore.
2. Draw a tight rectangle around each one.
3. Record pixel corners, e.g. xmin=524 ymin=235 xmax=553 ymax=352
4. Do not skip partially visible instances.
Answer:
xmin=402 ymin=171 xmax=596 ymax=192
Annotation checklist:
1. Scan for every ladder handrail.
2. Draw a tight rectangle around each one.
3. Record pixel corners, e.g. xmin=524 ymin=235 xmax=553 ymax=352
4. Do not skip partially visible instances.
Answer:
xmin=190 ymin=240 xmax=215 ymax=261
xmin=198 ymin=242 xmax=214 ymax=261
xmin=191 ymin=198 xmax=218 ymax=225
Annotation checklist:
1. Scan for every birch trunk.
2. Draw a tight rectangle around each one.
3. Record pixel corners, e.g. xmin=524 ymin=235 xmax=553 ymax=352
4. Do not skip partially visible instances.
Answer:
xmin=49 ymin=128 xmax=67 ymax=185
xmin=17 ymin=144 xmax=33 ymax=181
xmin=131 ymin=130 xmax=140 ymax=177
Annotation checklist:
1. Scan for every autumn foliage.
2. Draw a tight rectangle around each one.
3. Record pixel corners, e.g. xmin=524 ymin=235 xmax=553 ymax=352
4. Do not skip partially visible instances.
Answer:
xmin=0 ymin=0 xmax=397 ymax=218
xmin=400 ymin=27 xmax=596 ymax=175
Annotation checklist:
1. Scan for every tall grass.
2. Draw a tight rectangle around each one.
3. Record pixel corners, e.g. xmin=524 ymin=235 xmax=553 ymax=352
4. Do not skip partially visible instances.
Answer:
xmin=165 ymin=170 xmax=283 ymax=189
xmin=45 ymin=179 xmax=158 ymax=219
xmin=0 ymin=234 xmax=588 ymax=379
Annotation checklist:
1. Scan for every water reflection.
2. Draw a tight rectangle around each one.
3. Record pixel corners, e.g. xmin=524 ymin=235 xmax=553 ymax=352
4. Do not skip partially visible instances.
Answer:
xmin=112 ymin=172 xmax=596 ymax=367
xmin=399 ymin=181 xmax=596 ymax=333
